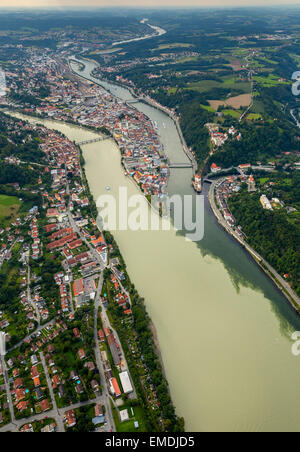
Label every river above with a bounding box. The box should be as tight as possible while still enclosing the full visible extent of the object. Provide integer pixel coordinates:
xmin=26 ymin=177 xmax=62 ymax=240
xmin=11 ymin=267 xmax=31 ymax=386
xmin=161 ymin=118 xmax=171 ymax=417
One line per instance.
xmin=9 ymin=60 xmax=300 ymax=432
xmin=112 ymin=20 xmax=166 ymax=46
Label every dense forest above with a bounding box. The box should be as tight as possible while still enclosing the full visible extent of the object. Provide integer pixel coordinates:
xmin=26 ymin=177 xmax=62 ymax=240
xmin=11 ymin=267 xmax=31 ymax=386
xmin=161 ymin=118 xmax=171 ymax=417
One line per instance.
xmin=154 ymin=89 xmax=213 ymax=164
xmin=209 ymin=121 xmax=300 ymax=168
xmin=0 ymin=113 xmax=46 ymax=164
xmin=0 ymin=163 xmax=37 ymax=187
xmin=229 ymin=190 xmax=300 ymax=296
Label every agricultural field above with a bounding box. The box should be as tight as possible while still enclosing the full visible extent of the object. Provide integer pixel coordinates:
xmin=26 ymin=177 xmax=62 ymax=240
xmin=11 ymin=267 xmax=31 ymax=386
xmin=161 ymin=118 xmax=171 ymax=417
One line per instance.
xmin=157 ymin=43 xmax=193 ymax=50
xmin=253 ymin=74 xmax=291 ymax=88
xmin=209 ymin=93 xmax=252 ymax=110
xmin=184 ymin=77 xmax=251 ymax=96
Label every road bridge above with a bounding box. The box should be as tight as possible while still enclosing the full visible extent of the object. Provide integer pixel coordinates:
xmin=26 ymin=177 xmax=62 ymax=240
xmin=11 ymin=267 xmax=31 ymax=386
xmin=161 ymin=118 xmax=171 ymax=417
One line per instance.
xmin=169 ymin=163 xmax=193 ymax=169
xmin=76 ymin=136 xmax=110 ymax=146
xmin=125 ymin=98 xmax=144 ymax=104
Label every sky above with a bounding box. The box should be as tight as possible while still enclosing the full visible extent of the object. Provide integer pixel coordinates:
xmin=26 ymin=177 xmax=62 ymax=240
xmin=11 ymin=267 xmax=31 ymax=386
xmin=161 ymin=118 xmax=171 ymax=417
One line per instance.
xmin=0 ymin=0 xmax=299 ymax=9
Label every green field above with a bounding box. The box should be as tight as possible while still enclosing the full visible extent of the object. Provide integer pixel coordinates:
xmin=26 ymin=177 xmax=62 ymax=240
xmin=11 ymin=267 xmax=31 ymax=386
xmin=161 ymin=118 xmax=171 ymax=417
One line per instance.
xmin=223 ymin=109 xmax=242 ymax=118
xmin=185 ymin=77 xmax=251 ymax=95
xmin=259 ymin=178 xmax=270 ymax=185
xmin=157 ymin=43 xmax=193 ymax=50
xmin=260 ymin=56 xmax=278 ymax=65
xmin=200 ymin=104 xmax=216 ymax=112
xmin=247 ymin=113 xmax=263 ymax=121
xmin=111 ymin=401 xmax=147 ymax=433
xmin=177 ymin=56 xmax=199 ymax=64
xmin=0 ymin=194 xmax=21 ymax=221
xmin=290 ymin=54 xmax=300 ymax=66
xmin=254 ymin=74 xmax=291 ymax=88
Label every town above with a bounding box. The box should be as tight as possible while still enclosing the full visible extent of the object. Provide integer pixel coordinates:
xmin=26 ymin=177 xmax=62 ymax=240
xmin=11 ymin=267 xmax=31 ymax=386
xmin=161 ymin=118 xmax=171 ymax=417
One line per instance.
xmin=0 ymin=49 xmax=169 ymax=197
xmin=0 ymin=112 xmax=174 ymax=432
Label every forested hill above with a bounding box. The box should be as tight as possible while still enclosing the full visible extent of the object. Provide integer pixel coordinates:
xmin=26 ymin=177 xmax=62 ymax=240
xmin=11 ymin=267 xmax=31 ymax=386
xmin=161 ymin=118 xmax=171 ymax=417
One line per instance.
xmin=209 ymin=120 xmax=300 ymax=168
xmin=229 ymin=175 xmax=300 ymax=297
xmin=0 ymin=112 xmax=42 ymax=188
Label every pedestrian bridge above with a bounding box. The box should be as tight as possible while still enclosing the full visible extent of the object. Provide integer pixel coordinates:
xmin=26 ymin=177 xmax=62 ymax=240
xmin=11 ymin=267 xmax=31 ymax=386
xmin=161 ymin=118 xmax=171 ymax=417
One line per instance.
xmin=76 ymin=136 xmax=110 ymax=146
xmin=169 ymin=163 xmax=193 ymax=169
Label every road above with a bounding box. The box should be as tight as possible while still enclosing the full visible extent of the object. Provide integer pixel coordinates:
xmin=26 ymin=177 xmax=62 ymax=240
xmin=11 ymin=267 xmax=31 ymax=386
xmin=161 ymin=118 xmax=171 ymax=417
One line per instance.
xmin=0 ymin=353 xmax=16 ymax=426
xmin=208 ymin=181 xmax=300 ymax=309
xmin=0 ymin=239 xmax=18 ymax=270
xmin=27 ymin=256 xmax=41 ymax=326
xmin=66 ymin=209 xmax=105 ymax=272
xmin=0 ymin=349 xmax=110 ymax=434
xmin=0 ymin=149 xmax=134 ymax=433
xmin=99 ymin=298 xmax=137 ymax=401
xmin=40 ymin=352 xmax=65 ymax=432
xmin=7 ymin=319 xmax=56 ymax=353
xmin=93 ymin=272 xmax=115 ymax=432
xmin=0 ymin=393 xmax=109 ymax=433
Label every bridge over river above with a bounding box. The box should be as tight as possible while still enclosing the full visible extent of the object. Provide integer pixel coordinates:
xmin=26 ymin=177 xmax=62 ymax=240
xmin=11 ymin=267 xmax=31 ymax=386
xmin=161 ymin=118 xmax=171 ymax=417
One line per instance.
xmin=125 ymin=98 xmax=144 ymax=105
xmin=76 ymin=136 xmax=110 ymax=146
xmin=169 ymin=162 xmax=193 ymax=169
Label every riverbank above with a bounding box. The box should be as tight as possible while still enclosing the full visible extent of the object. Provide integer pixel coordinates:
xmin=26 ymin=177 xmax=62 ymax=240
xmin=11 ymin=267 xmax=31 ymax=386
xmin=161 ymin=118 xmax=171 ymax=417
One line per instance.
xmin=69 ymin=56 xmax=197 ymax=175
xmin=4 ymin=110 xmax=183 ymax=431
xmin=112 ymin=21 xmax=167 ymax=46
xmin=208 ymin=180 xmax=300 ymax=315
xmin=44 ymin=57 xmax=300 ymax=433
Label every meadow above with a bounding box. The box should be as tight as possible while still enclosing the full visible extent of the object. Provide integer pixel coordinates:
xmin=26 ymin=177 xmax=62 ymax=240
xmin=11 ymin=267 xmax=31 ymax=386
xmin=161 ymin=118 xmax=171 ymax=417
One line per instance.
xmin=0 ymin=194 xmax=21 ymax=222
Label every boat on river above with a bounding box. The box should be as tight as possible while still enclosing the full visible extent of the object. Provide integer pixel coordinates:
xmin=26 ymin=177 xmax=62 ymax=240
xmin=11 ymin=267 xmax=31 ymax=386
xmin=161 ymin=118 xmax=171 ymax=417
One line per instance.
xmin=192 ymin=174 xmax=202 ymax=193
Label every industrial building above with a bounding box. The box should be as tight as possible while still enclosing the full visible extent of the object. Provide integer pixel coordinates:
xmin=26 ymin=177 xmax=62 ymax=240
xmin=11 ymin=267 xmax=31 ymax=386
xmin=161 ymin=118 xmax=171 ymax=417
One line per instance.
xmin=119 ymin=371 xmax=133 ymax=394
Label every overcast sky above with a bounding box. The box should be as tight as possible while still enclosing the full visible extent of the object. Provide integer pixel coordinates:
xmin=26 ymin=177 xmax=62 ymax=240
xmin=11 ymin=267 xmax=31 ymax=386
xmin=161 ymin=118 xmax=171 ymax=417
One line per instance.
xmin=0 ymin=0 xmax=299 ymax=8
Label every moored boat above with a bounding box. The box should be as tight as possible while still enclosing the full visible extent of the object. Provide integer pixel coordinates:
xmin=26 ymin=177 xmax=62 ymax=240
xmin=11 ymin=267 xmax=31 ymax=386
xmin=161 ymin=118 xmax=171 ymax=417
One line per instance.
xmin=193 ymin=174 xmax=202 ymax=193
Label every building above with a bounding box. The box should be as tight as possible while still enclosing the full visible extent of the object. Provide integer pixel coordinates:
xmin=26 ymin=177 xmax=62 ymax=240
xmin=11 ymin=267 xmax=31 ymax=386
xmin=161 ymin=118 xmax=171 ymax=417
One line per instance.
xmin=260 ymin=195 xmax=273 ymax=211
xmin=239 ymin=163 xmax=251 ymax=171
xmin=247 ymin=175 xmax=256 ymax=192
xmin=119 ymin=409 xmax=129 ymax=422
xmin=95 ymin=404 xmax=103 ymax=417
xmin=211 ymin=163 xmax=222 ymax=174
xmin=21 ymin=424 xmax=33 ymax=432
xmin=109 ymin=343 xmax=121 ymax=367
xmin=65 ymin=410 xmax=76 ymax=428
xmin=73 ymin=279 xmax=84 ymax=297
xmin=98 ymin=329 xmax=105 ymax=342
xmin=109 ymin=377 xmax=121 ymax=397
xmin=119 ymin=371 xmax=133 ymax=394
xmin=40 ymin=399 xmax=50 ymax=412
xmin=78 ymin=349 xmax=86 ymax=360
xmin=41 ymin=422 xmax=56 ymax=433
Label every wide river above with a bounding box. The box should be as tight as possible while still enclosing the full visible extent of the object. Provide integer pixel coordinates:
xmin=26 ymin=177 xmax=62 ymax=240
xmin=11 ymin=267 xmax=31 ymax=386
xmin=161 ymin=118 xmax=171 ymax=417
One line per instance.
xmin=10 ymin=60 xmax=300 ymax=432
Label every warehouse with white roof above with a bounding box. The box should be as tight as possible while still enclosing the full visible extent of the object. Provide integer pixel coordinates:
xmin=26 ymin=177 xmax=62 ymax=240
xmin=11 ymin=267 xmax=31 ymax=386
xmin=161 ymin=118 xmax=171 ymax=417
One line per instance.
xmin=119 ymin=371 xmax=133 ymax=394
